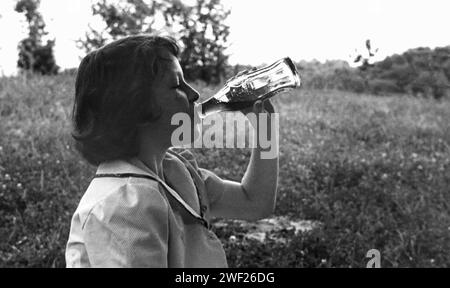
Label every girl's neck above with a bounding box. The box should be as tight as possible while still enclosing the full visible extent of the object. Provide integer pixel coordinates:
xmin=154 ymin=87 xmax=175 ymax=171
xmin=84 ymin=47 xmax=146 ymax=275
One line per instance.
xmin=137 ymin=136 xmax=169 ymax=181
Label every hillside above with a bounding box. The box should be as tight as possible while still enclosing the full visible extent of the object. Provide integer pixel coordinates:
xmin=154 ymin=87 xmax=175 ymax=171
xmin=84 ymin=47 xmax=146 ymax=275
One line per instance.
xmin=0 ymin=74 xmax=449 ymax=267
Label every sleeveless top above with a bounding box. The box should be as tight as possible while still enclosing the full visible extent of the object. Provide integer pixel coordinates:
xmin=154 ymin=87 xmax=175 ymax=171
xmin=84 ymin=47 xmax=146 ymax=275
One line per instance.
xmin=65 ymin=148 xmax=228 ymax=267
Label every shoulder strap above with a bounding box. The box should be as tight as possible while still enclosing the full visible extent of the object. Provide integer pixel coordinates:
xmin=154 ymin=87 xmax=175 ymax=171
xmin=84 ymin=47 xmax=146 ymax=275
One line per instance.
xmin=94 ymin=173 xmax=209 ymax=229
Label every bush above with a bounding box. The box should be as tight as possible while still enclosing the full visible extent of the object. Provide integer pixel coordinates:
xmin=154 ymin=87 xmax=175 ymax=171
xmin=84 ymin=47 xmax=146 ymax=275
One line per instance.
xmin=334 ymin=69 xmax=367 ymax=93
xmin=295 ymin=46 xmax=450 ymax=99
xmin=368 ymin=79 xmax=402 ymax=95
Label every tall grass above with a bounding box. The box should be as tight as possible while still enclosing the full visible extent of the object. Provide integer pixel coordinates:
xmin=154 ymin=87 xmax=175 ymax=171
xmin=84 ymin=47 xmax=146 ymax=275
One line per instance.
xmin=0 ymin=74 xmax=449 ymax=267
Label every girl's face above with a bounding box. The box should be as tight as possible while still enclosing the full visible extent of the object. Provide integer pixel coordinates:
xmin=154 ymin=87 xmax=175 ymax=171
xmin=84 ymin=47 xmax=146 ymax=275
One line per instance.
xmin=148 ymin=54 xmax=201 ymax=145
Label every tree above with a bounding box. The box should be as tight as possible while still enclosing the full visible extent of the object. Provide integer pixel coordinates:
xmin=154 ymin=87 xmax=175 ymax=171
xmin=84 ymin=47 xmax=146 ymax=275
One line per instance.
xmin=79 ymin=0 xmax=230 ymax=84
xmin=77 ymin=0 xmax=161 ymax=53
xmin=15 ymin=0 xmax=58 ymax=75
xmin=353 ymin=39 xmax=379 ymax=72
xmin=164 ymin=0 xmax=230 ymax=83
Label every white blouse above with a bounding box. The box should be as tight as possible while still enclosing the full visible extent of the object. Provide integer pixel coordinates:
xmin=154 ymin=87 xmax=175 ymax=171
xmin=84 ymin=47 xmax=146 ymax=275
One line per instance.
xmin=65 ymin=148 xmax=228 ymax=267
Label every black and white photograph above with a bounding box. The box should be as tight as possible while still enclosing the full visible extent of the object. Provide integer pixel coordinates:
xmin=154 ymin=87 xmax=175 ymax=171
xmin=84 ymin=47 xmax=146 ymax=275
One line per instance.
xmin=0 ymin=0 xmax=449 ymax=271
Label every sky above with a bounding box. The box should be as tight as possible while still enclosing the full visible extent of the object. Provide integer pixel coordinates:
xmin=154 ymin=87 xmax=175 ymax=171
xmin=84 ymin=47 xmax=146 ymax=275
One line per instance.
xmin=0 ymin=0 xmax=450 ymax=75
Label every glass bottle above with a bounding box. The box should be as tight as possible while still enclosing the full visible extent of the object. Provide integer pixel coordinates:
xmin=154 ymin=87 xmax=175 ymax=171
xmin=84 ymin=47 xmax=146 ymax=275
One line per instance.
xmin=196 ymin=57 xmax=301 ymax=118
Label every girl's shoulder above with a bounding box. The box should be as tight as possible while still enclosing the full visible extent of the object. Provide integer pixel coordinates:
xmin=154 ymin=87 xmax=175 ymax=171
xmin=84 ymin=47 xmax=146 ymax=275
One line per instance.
xmin=74 ymin=159 xmax=168 ymax=227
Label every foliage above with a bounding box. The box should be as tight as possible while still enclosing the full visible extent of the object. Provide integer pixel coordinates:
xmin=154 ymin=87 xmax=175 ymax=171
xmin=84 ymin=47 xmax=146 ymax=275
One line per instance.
xmin=369 ymin=46 xmax=450 ymax=99
xmin=297 ymin=45 xmax=450 ymax=99
xmin=78 ymin=0 xmax=230 ymax=84
xmin=167 ymin=0 xmax=231 ymax=84
xmin=296 ymin=60 xmax=365 ymax=93
xmin=77 ymin=0 xmax=159 ymax=52
xmin=1 ymin=74 xmax=449 ymax=267
xmin=15 ymin=0 xmax=58 ymax=75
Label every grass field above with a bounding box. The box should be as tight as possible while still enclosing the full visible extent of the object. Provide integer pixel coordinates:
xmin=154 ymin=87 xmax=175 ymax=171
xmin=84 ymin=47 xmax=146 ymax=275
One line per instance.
xmin=0 ymin=74 xmax=449 ymax=267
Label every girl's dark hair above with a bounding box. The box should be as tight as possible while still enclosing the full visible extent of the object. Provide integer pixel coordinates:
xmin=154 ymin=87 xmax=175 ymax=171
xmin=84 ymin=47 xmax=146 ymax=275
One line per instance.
xmin=72 ymin=35 xmax=180 ymax=165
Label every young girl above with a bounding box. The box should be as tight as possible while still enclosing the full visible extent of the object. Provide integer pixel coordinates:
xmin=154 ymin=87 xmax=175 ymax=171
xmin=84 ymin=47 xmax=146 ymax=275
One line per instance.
xmin=65 ymin=35 xmax=279 ymax=267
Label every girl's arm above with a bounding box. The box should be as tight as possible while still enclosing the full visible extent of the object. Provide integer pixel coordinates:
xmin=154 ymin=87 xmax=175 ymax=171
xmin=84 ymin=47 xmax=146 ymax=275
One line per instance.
xmin=208 ymin=100 xmax=279 ymax=221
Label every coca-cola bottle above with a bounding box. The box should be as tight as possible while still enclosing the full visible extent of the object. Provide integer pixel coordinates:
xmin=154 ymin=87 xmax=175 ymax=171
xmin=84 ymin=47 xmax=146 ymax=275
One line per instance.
xmin=196 ymin=57 xmax=301 ymax=118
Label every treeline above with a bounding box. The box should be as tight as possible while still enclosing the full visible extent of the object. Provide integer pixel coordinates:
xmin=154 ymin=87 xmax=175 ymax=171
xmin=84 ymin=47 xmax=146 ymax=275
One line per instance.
xmin=14 ymin=0 xmax=230 ymax=85
xmin=12 ymin=1 xmax=450 ymax=99
xmin=297 ymin=46 xmax=450 ymax=99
